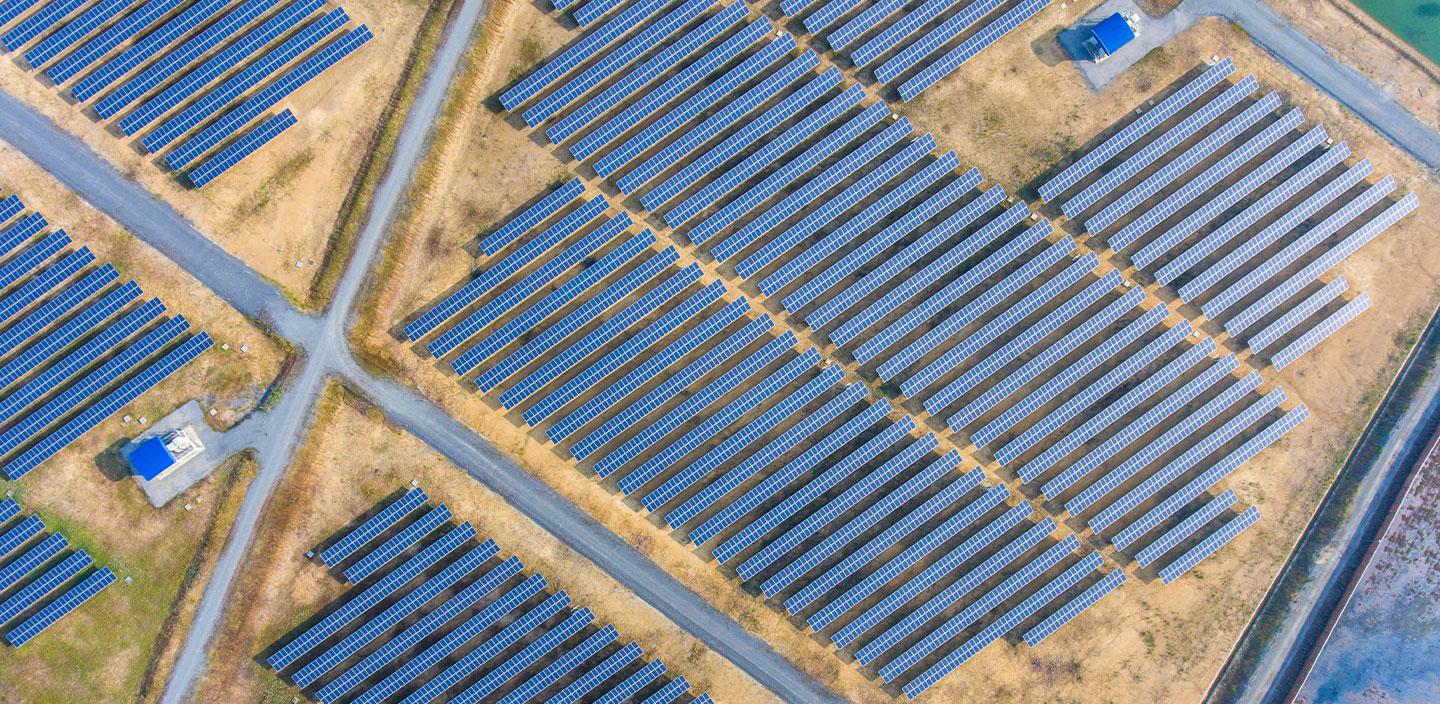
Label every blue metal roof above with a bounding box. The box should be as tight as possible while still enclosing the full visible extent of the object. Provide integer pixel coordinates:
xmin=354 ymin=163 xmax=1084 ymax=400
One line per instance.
xmin=1091 ymin=13 xmax=1134 ymax=55
xmin=129 ymin=436 xmax=175 ymax=480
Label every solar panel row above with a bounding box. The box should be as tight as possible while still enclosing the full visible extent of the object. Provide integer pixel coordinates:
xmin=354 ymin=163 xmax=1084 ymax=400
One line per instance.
xmin=500 ymin=0 xmax=670 ymax=110
xmin=1246 ymin=276 xmax=1348 ymax=354
xmin=71 ymin=0 xmax=233 ymax=102
xmin=46 ymin=0 xmax=186 ymax=84
xmin=1272 ymin=293 xmax=1371 ymax=370
xmin=869 ymin=0 xmax=1005 ymax=78
xmin=1023 ymin=568 xmax=1125 ymax=646
xmin=1159 ymin=505 xmax=1260 ymax=584
xmin=896 ymin=0 xmax=1055 ymax=101
xmin=189 ymin=109 xmax=297 ymax=188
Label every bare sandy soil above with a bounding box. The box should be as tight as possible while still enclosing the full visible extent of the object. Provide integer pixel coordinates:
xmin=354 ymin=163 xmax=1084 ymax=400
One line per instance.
xmin=195 ymin=382 xmax=780 ymax=704
xmin=0 ymin=0 xmax=431 ymax=303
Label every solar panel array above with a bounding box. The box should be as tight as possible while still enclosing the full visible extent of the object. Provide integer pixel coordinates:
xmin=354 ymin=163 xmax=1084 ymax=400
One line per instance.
xmin=0 ymin=0 xmax=371 ymax=188
xmin=276 ymin=488 xmax=711 ymax=703
xmin=0 ymin=198 xmax=211 ymax=481
xmin=0 ymin=498 xmax=115 ymax=646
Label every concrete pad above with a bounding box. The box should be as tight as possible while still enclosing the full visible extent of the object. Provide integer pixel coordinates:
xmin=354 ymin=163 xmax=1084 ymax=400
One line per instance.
xmin=1063 ymin=0 xmax=1200 ymax=90
xmin=126 ymin=401 xmax=231 ymax=508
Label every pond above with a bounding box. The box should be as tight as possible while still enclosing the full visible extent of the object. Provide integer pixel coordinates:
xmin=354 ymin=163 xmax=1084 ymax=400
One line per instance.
xmin=1351 ymin=0 xmax=1440 ymax=66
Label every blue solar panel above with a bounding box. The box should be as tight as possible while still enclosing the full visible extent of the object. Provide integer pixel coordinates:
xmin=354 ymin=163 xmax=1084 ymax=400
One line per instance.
xmin=1 ymin=0 xmax=87 ymax=51
xmin=596 ymin=332 xmax=798 ymax=479
xmin=267 ymin=522 xmax=474 ymax=671
xmin=571 ymin=0 xmax=619 ymax=25
xmin=0 ymin=549 xmax=89 ymax=625
xmin=0 ymin=230 xmax=70 ymax=293
xmin=0 ymin=532 xmax=65 ymax=593
xmin=1272 ymin=293 xmax=1370 ymax=370
xmin=0 ymin=0 xmax=43 ymax=32
xmin=713 ymin=415 xmax=913 ymax=564
xmin=1133 ymin=489 xmax=1236 ymax=567
xmin=118 ymin=0 xmax=323 ymax=135
xmin=638 ymin=677 xmax=690 ymax=704
xmin=1159 ymin=505 xmax=1260 ymax=584
xmin=0 ymin=247 xmax=91 ymax=328
xmin=70 ymin=0 xmax=233 ymax=101
xmin=643 ymin=366 xmax=843 ymax=513
xmin=0 ymin=283 xmax=141 ymax=393
xmin=1133 ymin=126 xmax=1327 ymax=272
xmin=1040 ymin=58 xmax=1235 ymax=201
xmin=0 ymin=197 xmax=30 ymax=237
xmin=896 ymin=0 xmax=1055 ymax=101
xmin=868 ymin=0 xmax=1004 ymax=74
xmin=524 ymin=0 xmax=721 ymax=128
xmin=571 ymin=314 xmax=774 ymax=462
xmin=744 ymin=432 xmax=940 ymax=586
xmin=785 ymin=462 xmax=979 ymax=614
xmin=23 ymin=0 xmax=134 ymax=69
xmin=47 ymin=0 xmax=185 ymax=84
xmin=0 ymin=263 xmax=114 ymax=357
xmin=595 ymin=659 xmax=666 ymax=704
xmin=480 ymin=179 xmax=585 ymax=256
xmin=594 ymin=35 xmax=796 ymax=178
xmin=189 ymin=109 xmax=297 ymax=188
xmin=690 ymin=397 xmax=888 ymax=546
xmin=548 ymin=641 xmax=641 ymax=704
xmin=1023 ymin=568 xmax=1125 ymax=646
xmin=1247 ymin=276 xmax=1348 ymax=354
xmin=813 ymin=486 xmax=1013 ymax=634
xmin=500 ymin=0 xmax=671 ymax=110
xmin=535 ymin=282 xmax=729 ymax=432
xmin=498 ymin=625 xmax=616 ymax=704
xmin=0 ymin=213 xmax=45 ymax=263
xmin=570 ymin=19 xmax=774 ymax=163
xmin=343 ymin=504 xmax=451 ymax=583
xmin=164 ymin=24 xmax=372 ymax=170
xmin=853 ymin=214 xmax=1044 ymax=363
xmin=0 ymin=516 xmax=43 ymax=562
xmin=428 ymin=208 xmax=625 ymax=358
xmin=320 ymin=488 xmax=428 ymax=567
xmin=5 ymin=565 xmax=112 ymax=646
xmin=0 ymin=497 xmax=16 ymax=524
xmin=901 ymin=545 xmax=1091 ymax=696
xmin=669 ymin=382 xmax=865 ymax=530
xmin=318 ymin=556 xmax=526 ymax=702
xmin=449 ymin=609 xmax=595 ymax=704
xmin=712 ymin=118 xmax=913 ymax=264
xmin=824 ymin=0 xmax=903 ymax=51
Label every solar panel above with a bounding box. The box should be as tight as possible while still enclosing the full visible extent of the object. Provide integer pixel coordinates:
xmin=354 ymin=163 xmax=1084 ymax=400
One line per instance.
xmin=0 ymin=196 xmax=21 ymax=227
xmin=621 ymin=51 xmax=821 ymax=195
xmin=0 ymin=497 xmax=16 ymax=524
xmin=890 ymin=240 xmax=1084 ymax=391
xmin=572 ymin=0 xmax=620 ymax=25
xmin=0 ymin=549 xmax=89 ymax=625
xmin=786 ymin=462 xmax=980 ymax=615
xmin=164 ymin=24 xmax=373 ymax=170
xmin=1040 ymin=58 xmax=1235 ymax=201
xmin=1062 ymin=76 xmax=1258 ymax=218
xmin=537 ymin=284 xmax=731 ymax=434
xmin=669 ymin=382 xmax=865 ymax=530
xmin=292 ymin=540 xmax=496 ymax=687
xmin=1070 ymin=372 xmax=1268 ymax=521
xmin=836 ymin=200 xmax=1024 ymax=349
xmin=571 ymin=315 xmax=774 ymax=462
xmin=781 ymin=160 xmax=972 ymax=312
xmin=24 ymin=0 xmax=134 ymax=69
xmin=1 ymin=0 xmax=87 ymax=52
xmin=1132 ymin=126 xmax=1328 ymax=272
xmin=615 ymin=347 xmax=819 ymax=493
xmin=5 ymin=565 xmax=112 ymax=646
xmin=1224 ymin=194 xmax=1415 ymax=336
xmin=896 ymin=0 xmax=1054 ymax=101
xmin=884 ymin=535 xmax=1078 ymax=686
xmin=318 ymin=557 xmax=527 ymax=702
xmin=0 ymin=230 xmax=71 ymax=293
xmin=1272 ymin=293 xmax=1370 ymax=370
xmin=1088 ymin=92 xmax=1283 ymax=236
xmin=497 ymin=625 xmax=616 ymax=704
xmin=595 ymin=659 xmax=666 ymax=704
xmin=641 ymin=364 xmax=842 ymax=512
xmin=711 ymin=118 xmax=913 ymax=264
xmin=1020 ymin=337 xmax=1215 ymax=483
xmin=932 ymin=272 xmax=1130 ymax=424
xmin=599 ymin=333 xmax=801 ymax=480
xmin=0 ymin=246 xmax=90 ymax=328
xmin=1113 ymin=405 xmax=1305 ymax=549
xmin=366 ymin=588 xmax=566 ymax=704
xmin=70 ymin=0 xmax=233 ymax=101
xmin=740 ymin=136 xmax=936 ymax=284
xmin=901 ymin=547 xmax=1094 ymax=696
xmin=638 ymin=677 xmax=690 ymax=704
xmin=748 ymin=433 xmax=938 ymax=587
xmin=758 ymin=441 xmax=950 ymax=594
xmin=869 ymin=0 xmax=1005 ymax=75
xmin=448 ymin=609 xmax=595 ymax=703
xmin=1023 ymin=568 xmax=1125 ymax=646
xmin=119 ymin=0 xmax=325 ymax=135
xmin=546 ymin=4 xmax=747 ymax=144
xmin=816 ymin=487 xmax=1015 ymax=636
xmin=480 ymin=179 xmax=585 ymax=256
xmin=1087 ymin=386 xmax=1284 ymax=532
xmin=690 ymin=398 xmax=889 ymax=546
xmin=189 ymin=109 xmax=297 ymax=188
xmin=0 ymin=212 xmax=45 ymax=257
xmin=548 ymin=641 xmax=641 ymax=704
xmin=1156 ymin=141 xmax=1350 ymax=286
xmin=824 ymin=0 xmax=904 ymax=51
xmin=46 ymin=0 xmax=184 ymax=84
xmin=500 ymin=0 xmax=670 ymax=110
xmin=991 ymin=317 xmax=1190 ymax=458
xmin=0 ymin=533 xmax=66 ymax=593
xmin=320 ymin=490 xmax=428 ymax=568
xmin=451 ymin=232 xmax=656 ymax=376
xmin=428 ymin=208 xmax=626 ymax=358
xmin=343 ymin=504 xmax=451 ymax=583
xmin=525 ymin=0 xmax=722 ymax=128
xmin=0 ymin=0 xmax=43 ymax=32
xmin=0 ymin=263 xmax=114 ymax=357
xmin=0 ymin=282 xmax=140 ymax=394
xmin=1133 ymin=489 xmax=1236 ymax=567
xmin=0 ymin=516 xmax=45 ymax=561
xmin=854 ymin=215 xmax=1046 ymax=364
xmin=810 ymin=184 xmax=1002 ymax=330
xmin=1109 ymin=108 xmax=1303 ymax=252
xmin=267 ymin=522 xmax=474 ymax=671
xmin=1159 ymin=505 xmax=1260 ymax=584
xmin=715 ymin=416 xmax=914 ymax=565
xmin=666 ymin=83 xmax=863 ymax=229
xmin=1247 ymin=276 xmax=1348 ymax=354
xmin=95 ymin=0 xmax=282 ymax=119
xmin=1040 ymin=356 xmax=1239 ymax=500
xmin=492 ymin=257 xmax=688 ymax=400
xmin=851 ymin=517 xmax=1054 ymax=664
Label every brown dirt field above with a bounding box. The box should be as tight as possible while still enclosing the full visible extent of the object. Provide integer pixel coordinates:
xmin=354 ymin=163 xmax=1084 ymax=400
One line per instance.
xmin=196 ymin=382 xmax=781 ymax=704
xmin=352 ymin=5 xmax=1440 ymax=703
xmin=0 ymin=0 xmax=433 ymax=305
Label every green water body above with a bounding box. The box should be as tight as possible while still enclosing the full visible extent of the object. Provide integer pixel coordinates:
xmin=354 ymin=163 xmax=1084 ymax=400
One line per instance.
xmin=1350 ymin=0 xmax=1440 ymax=66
